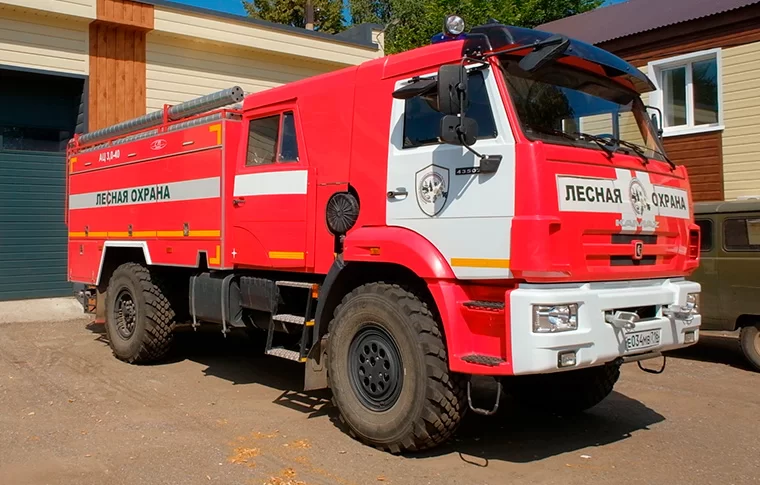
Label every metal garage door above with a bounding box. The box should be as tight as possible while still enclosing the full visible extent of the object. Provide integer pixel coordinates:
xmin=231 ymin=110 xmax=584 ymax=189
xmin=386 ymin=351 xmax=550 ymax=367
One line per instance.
xmin=0 ymin=68 xmax=85 ymax=301
xmin=0 ymin=150 xmax=71 ymax=300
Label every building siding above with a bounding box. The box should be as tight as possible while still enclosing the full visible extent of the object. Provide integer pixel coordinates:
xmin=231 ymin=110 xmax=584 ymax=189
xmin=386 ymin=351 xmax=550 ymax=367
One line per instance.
xmin=663 ymin=131 xmax=724 ymax=201
xmin=145 ymin=34 xmax=334 ymax=112
xmin=152 ymin=6 xmax=381 ymax=67
xmin=0 ymin=0 xmax=95 ymax=19
xmin=721 ymin=39 xmax=760 ymax=200
xmin=0 ymin=8 xmax=89 ymax=75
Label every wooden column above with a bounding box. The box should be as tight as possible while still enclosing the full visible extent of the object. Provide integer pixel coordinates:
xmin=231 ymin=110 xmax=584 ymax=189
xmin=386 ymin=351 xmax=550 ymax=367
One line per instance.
xmin=89 ymin=0 xmax=154 ymax=131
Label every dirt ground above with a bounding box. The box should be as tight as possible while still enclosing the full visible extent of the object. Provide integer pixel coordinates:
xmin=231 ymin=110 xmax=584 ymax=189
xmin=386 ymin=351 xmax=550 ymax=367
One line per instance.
xmin=1 ymin=319 xmax=758 ymax=485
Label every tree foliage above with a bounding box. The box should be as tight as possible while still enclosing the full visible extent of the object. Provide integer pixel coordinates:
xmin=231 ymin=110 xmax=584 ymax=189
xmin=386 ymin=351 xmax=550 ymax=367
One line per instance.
xmin=242 ymin=0 xmax=346 ymax=34
xmin=346 ymin=0 xmax=603 ymax=54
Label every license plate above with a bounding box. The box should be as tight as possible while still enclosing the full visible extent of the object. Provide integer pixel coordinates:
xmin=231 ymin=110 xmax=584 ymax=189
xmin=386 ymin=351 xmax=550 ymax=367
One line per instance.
xmin=625 ymin=329 xmax=661 ymax=352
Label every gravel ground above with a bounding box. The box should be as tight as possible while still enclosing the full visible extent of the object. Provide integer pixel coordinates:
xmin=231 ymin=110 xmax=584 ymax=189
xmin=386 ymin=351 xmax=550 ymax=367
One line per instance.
xmin=1 ymin=319 xmax=758 ymax=485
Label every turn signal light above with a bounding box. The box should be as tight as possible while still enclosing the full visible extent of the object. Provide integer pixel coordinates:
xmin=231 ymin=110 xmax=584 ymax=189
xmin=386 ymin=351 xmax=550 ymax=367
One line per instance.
xmin=688 ymin=229 xmax=700 ymax=259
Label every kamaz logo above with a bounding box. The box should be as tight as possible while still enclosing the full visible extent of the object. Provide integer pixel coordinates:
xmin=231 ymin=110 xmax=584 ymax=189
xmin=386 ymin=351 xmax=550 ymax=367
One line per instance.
xmin=633 ymin=240 xmax=644 ymax=260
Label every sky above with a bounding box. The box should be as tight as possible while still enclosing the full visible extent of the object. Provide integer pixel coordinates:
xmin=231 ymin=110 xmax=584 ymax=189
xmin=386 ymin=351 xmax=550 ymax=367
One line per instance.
xmin=168 ymin=0 xmax=627 ymax=19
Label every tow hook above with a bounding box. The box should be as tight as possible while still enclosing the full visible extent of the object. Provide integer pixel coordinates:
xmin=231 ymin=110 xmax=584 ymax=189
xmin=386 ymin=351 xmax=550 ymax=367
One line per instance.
xmin=622 ymin=351 xmax=667 ymax=374
xmin=466 ymin=378 xmax=502 ymax=416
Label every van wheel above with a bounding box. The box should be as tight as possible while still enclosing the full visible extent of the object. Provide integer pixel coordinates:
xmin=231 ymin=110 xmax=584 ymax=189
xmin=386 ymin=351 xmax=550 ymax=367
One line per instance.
xmin=327 ymin=283 xmax=466 ymax=453
xmin=739 ymin=324 xmax=760 ymax=371
xmin=104 ymin=263 xmax=174 ymax=364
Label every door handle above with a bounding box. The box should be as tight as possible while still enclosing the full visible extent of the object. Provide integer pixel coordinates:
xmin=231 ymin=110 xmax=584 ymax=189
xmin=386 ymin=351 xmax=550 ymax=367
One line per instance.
xmin=233 ymin=197 xmax=246 ymax=206
xmin=387 ymin=187 xmax=408 ymax=200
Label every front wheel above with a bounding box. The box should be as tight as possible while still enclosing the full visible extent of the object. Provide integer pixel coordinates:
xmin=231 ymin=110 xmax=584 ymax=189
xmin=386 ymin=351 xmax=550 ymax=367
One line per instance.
xmin=739 ymin=324 xmax=760 ymax=371
xmin=509 ymin=361 xmax=621 ymax=415
xmin=327 ymin=283 xmax=466 ymax=453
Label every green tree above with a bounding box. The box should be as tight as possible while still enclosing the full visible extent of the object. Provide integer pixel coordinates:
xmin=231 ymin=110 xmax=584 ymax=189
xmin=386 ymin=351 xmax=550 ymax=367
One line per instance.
xmin=347 ymin=0 xmax=602 ymax=54
xmin=243 ymin=0 xmax=346 ymax=34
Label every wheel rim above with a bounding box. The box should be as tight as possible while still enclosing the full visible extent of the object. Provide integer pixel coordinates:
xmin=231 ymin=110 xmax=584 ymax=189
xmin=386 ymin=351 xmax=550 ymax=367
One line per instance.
xmin=348 ymin=324 xmax=403 ymax=412
xmin=113 ymin=288 xmax=137 ymax=339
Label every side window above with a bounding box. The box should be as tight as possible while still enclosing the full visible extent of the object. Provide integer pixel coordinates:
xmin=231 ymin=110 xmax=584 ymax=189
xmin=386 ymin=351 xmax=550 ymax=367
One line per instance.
xmin=246 ymin=115 xmax=280 ymax=166
xmin=724 ymin=218 xmax=760 ymax=251
xmin=279 ymin=111 xmax=299 ymax=162
xmin=245 ymin=110 xmax=300 ymax=167
xmin=402 ymin=70 xmax=497 ymax=149
xmin=695 ymin=219 xmax=713 ymax=251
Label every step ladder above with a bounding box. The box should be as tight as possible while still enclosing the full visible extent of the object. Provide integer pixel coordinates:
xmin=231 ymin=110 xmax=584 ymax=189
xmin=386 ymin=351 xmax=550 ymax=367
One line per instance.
xmin=264 ymin=281 xmax=319 ymax=362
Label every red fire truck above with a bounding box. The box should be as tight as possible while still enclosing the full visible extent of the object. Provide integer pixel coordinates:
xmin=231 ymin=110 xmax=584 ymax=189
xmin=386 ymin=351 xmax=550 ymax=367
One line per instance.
xmin=66 ymin=16 xmax=702 ymax=453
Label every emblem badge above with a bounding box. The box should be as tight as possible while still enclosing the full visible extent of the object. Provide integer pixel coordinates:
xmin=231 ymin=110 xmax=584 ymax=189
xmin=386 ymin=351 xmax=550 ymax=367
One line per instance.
xmin=150 ymin=139 xmax=168 ymax=151
xmin=633 ymin=240 xmax=644 ymax=260
xmin=415 ymin=164 xmax=449 ymax=217
xmin=629 ymin=178 xmax=651 ymax=218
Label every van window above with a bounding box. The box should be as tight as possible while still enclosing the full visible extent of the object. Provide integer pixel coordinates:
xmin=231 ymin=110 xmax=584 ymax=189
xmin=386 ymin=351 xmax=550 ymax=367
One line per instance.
xmin=724 ymin=218 xmax=760 ymax=251
xmin=402 ymin=70 xmax=497 ymax=149
xmin=695 ymin=219 xmax=713 ymax=252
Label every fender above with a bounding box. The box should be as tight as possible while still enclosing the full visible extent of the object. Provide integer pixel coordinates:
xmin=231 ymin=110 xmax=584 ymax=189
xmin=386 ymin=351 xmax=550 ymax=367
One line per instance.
xmin=96 ymin=241 xmax=153 ymax=285
xmin=342 ymin=226 xmax=456 ymax=279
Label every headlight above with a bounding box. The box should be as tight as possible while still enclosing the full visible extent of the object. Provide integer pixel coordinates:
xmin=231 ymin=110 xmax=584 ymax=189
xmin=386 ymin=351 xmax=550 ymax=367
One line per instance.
xmin=532 ymin=304 xmax=578 ymax=333
xmin=686 ymin=293 xmax=699 ymax=313
xmin=444 ymin=15 xmax=465 ymax=36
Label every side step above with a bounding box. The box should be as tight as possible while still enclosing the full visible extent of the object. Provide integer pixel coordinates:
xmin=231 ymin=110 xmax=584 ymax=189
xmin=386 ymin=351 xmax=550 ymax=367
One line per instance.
xmin=266 ymin=347 xmax=306 ymax=362
xmin=463 ymin=300 xmax=505 ymax=311
xmin=264 ymin=281 xmax=320 ymax=363
xmin=461 ymin=353 xmax=506 ymax=366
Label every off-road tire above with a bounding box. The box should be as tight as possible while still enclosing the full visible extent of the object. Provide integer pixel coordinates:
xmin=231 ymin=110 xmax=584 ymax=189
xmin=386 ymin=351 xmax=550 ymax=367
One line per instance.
xmin=739 ymin=324 xmax=760 ymax=371
xmin=510 ymin=361 xmax=621 ymax=415
xmin=104 ymin=263 xmax=175 ymax=364
xmin=327 ymin=283 xmax=466 ymax=453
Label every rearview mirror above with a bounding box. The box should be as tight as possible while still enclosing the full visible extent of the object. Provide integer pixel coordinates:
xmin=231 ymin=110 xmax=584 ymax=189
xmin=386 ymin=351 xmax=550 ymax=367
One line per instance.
xmin=440 ymin=115 xmax=477 ymax=146
xmin=645 ymin=105 xmax=664 ymax=139
xmin=437 ymin=64 xmax=468 ymax=116
xmin=518 ymin=34 xmax=570 ymax=72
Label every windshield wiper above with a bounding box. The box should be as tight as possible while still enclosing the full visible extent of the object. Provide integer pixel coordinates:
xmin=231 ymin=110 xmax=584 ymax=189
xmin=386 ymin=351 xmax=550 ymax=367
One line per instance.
xmin=528 ymin=126 xmax=616 ymax=158
xmin=596 ymin=135 xmax=677 ymax=171
xmin=570 ymin=131 xmax=615 ymax=159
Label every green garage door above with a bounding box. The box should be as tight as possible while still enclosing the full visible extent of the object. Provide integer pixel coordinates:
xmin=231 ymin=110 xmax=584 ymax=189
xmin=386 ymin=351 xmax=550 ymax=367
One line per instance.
xmin=0 ymin=68 xmax=85 ymax=301
xmin=0 ymin=150 xmax=71 ymax=301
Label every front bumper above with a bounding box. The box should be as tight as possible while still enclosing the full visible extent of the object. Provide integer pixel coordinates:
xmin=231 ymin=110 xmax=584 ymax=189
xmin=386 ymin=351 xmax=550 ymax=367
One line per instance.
xmin=510 ymin=278 xmax=701 ymax=375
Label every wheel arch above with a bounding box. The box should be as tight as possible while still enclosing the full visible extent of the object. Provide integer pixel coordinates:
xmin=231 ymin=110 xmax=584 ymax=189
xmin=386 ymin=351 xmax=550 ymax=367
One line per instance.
xmin=96 ymin=242 xmax=151 ymax=289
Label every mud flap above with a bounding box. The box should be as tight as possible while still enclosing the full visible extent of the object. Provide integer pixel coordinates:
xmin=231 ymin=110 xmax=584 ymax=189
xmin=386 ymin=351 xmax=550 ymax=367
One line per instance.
xmin=304 ymin=335 xmax=329 ymax=391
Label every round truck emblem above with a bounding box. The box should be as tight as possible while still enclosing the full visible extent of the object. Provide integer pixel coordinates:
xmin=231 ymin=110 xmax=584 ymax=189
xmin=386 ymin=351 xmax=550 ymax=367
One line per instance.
xmin=415 ymin=164 xmax=449 ymax=217
xmin=150 ymin=139 xmax=167 ymax=151
xmin=629 ymin=178 xmax=651 ymax=218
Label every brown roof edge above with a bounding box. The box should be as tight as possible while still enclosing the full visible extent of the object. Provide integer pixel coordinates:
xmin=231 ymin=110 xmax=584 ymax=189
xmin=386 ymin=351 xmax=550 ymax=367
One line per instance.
xmin=538 ymin=0 xmax=760 ymax=45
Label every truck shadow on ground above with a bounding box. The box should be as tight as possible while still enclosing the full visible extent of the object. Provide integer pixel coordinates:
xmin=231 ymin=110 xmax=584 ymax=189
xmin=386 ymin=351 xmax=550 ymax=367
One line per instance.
xmin=86 ymin=324 xmax=666 ymax=463
xmin=412 ymin=387 xmax=665 ymax=464
xmin=665 ymin=334 xmax=753 ymax=372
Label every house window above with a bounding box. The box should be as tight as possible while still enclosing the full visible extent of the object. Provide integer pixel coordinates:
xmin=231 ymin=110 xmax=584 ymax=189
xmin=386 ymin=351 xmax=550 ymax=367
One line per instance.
xmin=648 ymin=49 xmax=722 ymax=137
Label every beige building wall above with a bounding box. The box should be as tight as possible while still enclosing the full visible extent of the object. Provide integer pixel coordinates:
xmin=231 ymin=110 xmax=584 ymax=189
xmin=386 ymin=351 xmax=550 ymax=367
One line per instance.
xmin=0 ymin=7 xmax=89 ymax=75
xmin=721 ymin=40 xmax=760 ymax=200
xmin=145 ymin=34 xmax=337 ymax=112
xmin=0 ymin=0 xmax=95 ymax=19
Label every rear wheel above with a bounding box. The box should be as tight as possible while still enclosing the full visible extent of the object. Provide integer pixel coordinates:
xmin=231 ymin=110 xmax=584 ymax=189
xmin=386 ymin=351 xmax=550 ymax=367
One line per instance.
xmin=104 ymin=263 xmax=175 ymax=364
xmin=739 ymin=324 xmax=760 ymax=371
xmin=327 ymin=283 xmax=466 ymax=453
xmin=510 ymin=361 xmax=621 ymax=415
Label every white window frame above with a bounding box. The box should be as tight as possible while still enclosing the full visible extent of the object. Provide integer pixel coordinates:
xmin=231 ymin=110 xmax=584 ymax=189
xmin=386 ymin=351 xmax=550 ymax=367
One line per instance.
xmin=647 ymin=48 xmax=724 ymax=137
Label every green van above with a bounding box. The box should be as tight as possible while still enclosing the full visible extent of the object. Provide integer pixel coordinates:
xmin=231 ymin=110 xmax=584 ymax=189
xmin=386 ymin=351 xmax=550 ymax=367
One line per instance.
xmin=693 ymin=199 xmax=760 ymax=371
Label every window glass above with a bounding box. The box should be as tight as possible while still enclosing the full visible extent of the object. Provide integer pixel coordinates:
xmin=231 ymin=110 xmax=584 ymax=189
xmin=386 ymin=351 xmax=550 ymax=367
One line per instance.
xmin=724 ymin=218 xmax=760 ymax=251
xmin=695 ymin=219 xmax=713 ymax=252
xmin=692 ymin=58 xmax=719 ymax=125
xmin=402 ymin=70 xmax=497 ymax=149
xmin=279 ymin=111 xmax=299 ymax=162
xmin=246 ymin=115 xmax=280 ymax=166
xmin=662 ymin=66 xmax=687 ymax=127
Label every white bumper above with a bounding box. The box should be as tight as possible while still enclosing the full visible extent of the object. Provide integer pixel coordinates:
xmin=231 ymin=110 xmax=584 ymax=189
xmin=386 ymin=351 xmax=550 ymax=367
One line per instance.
xmin=510 ymin=278 xmax=701 ymax=375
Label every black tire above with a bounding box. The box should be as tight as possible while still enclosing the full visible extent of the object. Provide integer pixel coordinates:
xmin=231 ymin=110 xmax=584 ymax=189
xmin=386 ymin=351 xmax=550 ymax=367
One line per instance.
xmin=739 ymin=324 xmax=760 ymax=371
xmin=510 ymin=361 xmax=621 ymax=415
xmin=104 ymin=263 xmax=175 ymax=364
xmin=327 ymin=283 xmax=466 ymax=453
